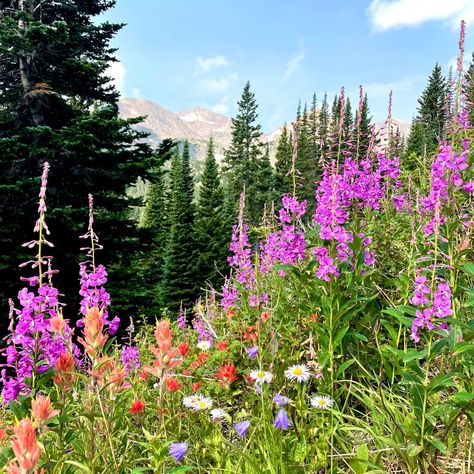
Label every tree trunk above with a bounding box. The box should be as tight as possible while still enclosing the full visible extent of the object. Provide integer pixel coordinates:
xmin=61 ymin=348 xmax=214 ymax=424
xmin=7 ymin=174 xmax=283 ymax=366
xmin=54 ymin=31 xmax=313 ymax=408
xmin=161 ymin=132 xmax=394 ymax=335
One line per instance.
xmin=18 ymin=0 xmax=45 ymax=126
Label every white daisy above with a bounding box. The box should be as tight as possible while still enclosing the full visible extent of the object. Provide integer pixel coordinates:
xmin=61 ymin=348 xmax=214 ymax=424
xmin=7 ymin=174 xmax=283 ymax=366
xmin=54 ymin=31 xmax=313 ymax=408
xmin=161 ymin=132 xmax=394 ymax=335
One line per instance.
xmin=210 ymin=408 xmax=227 ymax=421
xmin=197 ymin=340 xmax=211 ymax=351
xmin=249 ymin=370 xmax=273 ymax=384
xmin=284 ymin=364 xmax=311 ymax=382
xmin=183 ymin=395 xmax=201 ymax=408
xmin=193 ymin=396 xmax=213 ymax=411
xmin=310 ymin=395 xmax=334 ymax=409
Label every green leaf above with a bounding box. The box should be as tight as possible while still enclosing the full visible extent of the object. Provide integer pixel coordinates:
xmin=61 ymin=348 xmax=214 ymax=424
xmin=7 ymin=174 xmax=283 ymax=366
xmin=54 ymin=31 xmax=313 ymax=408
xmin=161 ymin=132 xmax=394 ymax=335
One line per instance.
xmin=335 ymin=358 xmax=356 ymax=378
xmin=334 ymin=325 xmax=350 ymax=347
xmin=64 ymin=461 xmax=91 ymax=472
xmin=428 ymin=374 xmax=454 ymax=395
xmin=425 ymin=436 xmax=447 ymax=454
xmin=451 ymin=392 xmax=474 ymax=404
xmin=402 ymin=348 xmax=428 ymax=363
xmin=453 ymin=342 xmax=474 ymax=355
xmin=461 ymin=262 xmax=474 ymax=277
xmin=166 ymin=467 xmax=195 ymax=474
xmin=348 ymin=443 xmax=369 ymax=474
xmin=406 ymin=444 xmax=423 ymax=457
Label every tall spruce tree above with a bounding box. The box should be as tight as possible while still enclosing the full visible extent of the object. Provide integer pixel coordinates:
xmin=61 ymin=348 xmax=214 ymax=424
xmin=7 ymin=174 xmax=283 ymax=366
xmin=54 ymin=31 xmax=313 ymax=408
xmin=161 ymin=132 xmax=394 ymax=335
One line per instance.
xmin=405 ymin=119 xmax=426 ymax=160
xmin=294 ymin=102 xmax=320 ymax=209
xmin=161 ymin=141 xmax=198 ymax=311
xmin=253 ymin=143 xmax=274 ymax=220
xmin=464 ymin=53 xmax=474 ymax=125
xmin=139 ymin=139 xmax=176 ymax=312
xmin=354 ymin=94 xmax=372 ymax=159
xmin=223 ymin=81 xmax=263 ymax=223
xmin=195 ymin=138 xmax=229 ymax=291
xmin=416 ymin=63 xmax=447 ymax=154
xmin=318 ymin=93 xmax=330 ymax=162
xmin=0 ymin=0 xmax=154 ymax=327
xmin=274 ymin=124 xmax=293 ymax=198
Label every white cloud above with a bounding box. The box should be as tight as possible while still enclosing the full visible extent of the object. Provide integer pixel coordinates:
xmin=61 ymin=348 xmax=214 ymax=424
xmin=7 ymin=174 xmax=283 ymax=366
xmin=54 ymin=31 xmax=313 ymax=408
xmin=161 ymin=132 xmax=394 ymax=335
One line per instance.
xmin=195 ymin=55 xmax=230 ymax=74
xmin=282 ymin=49 xmax=305 ymax=83
xmin=199 ymin=73 xmax=238 ymax=93
xmin=105 ymin=58 xmax=126 ymax=92
xmin=364 ymin=74 xmax=425 ymax=98
xmin=367 ymin=0 xmax=474 ymax=32
xmin=211 ymin=96 xmax=229 ymax=115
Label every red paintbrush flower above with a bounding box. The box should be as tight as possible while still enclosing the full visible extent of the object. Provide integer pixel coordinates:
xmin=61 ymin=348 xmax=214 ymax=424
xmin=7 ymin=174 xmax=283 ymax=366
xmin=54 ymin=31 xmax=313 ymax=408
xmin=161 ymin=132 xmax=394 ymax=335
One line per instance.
xmin=215 ymin=364 xmax=237 ymax=387
xmin=129 ymin=400 xmax=145 ymax=415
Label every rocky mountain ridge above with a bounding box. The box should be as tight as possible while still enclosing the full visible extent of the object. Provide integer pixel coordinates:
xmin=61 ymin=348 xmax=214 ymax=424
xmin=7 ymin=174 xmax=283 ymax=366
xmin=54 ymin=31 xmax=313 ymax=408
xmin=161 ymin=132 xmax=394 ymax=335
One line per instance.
xmin=118 ymin=97 xmax=411 ymax=162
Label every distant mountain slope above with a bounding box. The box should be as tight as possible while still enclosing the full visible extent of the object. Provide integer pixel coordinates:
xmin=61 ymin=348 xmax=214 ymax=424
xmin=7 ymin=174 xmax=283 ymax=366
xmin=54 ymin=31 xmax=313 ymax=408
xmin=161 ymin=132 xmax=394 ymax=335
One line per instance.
xmin=118 ymin=97 xmax=411 ymax=162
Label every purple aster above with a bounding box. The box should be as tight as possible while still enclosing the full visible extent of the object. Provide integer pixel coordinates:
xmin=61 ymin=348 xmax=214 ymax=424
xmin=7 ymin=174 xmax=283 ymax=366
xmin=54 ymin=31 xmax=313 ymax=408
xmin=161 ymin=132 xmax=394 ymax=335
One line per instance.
xmin=234 ymin=420 xmax=250 ymax=438
xmin=274 ymin=409 xmax=291 ymax=430
xmin=246 ymin=346 xmax=259 ymax=359
xmin=169 ymin=442 xmax=188 ymax=463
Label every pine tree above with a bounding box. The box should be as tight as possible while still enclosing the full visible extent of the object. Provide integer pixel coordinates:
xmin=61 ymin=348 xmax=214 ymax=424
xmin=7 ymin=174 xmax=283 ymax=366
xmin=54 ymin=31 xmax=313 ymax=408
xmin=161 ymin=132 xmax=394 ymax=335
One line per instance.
xmin=416 ymin=63 xmax=447 ymax=154
xmin=274 ymin=124 xmax=293 ymax=198
xmin=0 ymin=0 xmax=154 ymax=325
xmin=223 ymin=81 xmax=263 ymax=223
xmin=463 ymin=53 xmax=474 ymax=125
xmin=161 ymin=141 xmax=198 ymax=310
xmin=341 ymin=98 xmax=353 ymax=154
xmin=354 ymin=94 xmax=372 ymax=159
xmin=253 ymin=143 xmax=274 ymax=220
xmin=405 ymin=119 xmax=426 ymax=162
xmin=294 ymin=102 xmax=319 ymax=207
xmin=318 ymin=93 xmax=330 ymax=162
xmin=139 ymin=139 xmax=175 ymax=312
xmin=195 ymin=138 xmax=229 ymax=290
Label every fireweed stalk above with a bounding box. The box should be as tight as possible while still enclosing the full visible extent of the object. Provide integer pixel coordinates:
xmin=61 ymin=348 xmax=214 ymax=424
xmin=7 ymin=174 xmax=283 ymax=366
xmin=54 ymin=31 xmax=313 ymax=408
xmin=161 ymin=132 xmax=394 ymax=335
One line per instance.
xmin=406 ymin=20 xmax=473 ymax=459
xmin=1 ymin=163 xmax=74 ymax=404
xmin=78 ymin=194 xmax=119 ymax=335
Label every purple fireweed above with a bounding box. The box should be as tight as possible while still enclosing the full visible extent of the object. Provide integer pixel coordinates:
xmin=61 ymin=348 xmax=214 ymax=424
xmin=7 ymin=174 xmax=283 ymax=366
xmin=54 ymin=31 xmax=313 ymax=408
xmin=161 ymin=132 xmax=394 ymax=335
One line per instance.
xmin=410 ymin=278 xmax=453 ymax=342
xmin=78 ymin=194 xmax=118 ymax=334
xmin=121 ymin=346 xmax=140 ymax=374
xmin=260 ymin=195 xmax=307 ymax=274
xmin=1 ymin=163 xmax=74 ymax=404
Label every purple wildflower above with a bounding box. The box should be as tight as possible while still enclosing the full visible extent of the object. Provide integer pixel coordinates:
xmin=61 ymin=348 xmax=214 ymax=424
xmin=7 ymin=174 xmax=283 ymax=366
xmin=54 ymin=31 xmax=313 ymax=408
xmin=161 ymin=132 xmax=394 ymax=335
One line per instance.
xmin=273 ymin=394 xmax=289 ymax=406
xmin=274 ymin=409 xmax=291 ymax=430
xmin=234 ymin=420 xmax=250 ymax=438
xmin=121 ymin=346 xmax=140 ymax=374
xmin=246 ymin=346 xmax=259 ymax=359
xmin=169 ymin=442 xmax=188 ymax=463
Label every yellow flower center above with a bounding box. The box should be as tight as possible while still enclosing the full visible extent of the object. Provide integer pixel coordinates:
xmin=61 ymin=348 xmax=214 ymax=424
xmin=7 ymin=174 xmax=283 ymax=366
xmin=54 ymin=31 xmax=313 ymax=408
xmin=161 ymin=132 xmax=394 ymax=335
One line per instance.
xmin=257 ymin=371 xmax=265 ymax=377
xmin=293 ymin=368 xmax=303 ymax=375
xmin=198 ymin=401 xmax=206 ymax=408
xmin=318 ymin=400 xmax=326 ymax=406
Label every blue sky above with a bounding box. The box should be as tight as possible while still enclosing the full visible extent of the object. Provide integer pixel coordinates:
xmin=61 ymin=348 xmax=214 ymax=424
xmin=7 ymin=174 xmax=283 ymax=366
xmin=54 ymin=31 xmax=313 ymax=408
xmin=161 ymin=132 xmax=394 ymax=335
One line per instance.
xmin=103 ymin=0 xmax=474 ymax=132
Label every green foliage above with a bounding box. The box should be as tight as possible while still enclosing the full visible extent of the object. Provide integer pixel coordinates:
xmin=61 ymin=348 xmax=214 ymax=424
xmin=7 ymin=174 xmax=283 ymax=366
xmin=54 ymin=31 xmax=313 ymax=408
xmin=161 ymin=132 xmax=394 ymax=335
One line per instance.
xmin=223 ymin=81 xmax=266 ymax=224
xmin=195 ymin=138 xmax=230 ymax=291
xmin=274 ymin=124 xmax=293 ymax=198
xmin=161 ymin=142 xmax=199 ymax=310
xmin=0 ymin=0 xmax=154 ymax=326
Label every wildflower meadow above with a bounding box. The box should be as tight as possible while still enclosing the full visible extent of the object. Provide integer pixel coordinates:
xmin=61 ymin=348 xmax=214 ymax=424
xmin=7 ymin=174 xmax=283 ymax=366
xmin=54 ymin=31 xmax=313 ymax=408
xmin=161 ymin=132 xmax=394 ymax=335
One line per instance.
xmin=0 ymin=7 xmax=473 ymax=474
